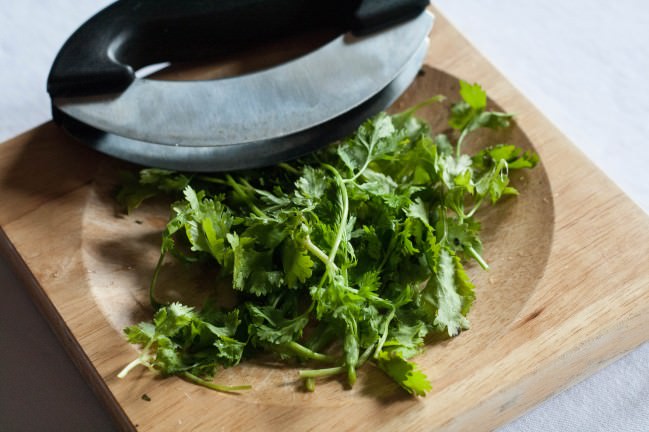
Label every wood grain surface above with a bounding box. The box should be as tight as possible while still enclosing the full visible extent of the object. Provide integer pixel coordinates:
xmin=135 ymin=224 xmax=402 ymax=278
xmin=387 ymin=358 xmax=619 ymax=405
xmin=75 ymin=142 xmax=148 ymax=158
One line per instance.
xmin=1 ymin=10 xmax=649 ymax=431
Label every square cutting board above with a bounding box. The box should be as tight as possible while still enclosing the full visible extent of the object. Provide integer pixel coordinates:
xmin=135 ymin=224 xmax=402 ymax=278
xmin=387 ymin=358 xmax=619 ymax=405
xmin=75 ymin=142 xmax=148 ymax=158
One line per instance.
xmin=2 ymin=9 xmax=649 ymax=431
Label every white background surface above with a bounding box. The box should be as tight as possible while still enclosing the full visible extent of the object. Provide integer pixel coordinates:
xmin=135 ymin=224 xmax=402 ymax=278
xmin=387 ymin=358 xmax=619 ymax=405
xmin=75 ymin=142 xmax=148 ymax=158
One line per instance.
xmin=434 ymin=1 xmax=649 ymax=431
xmin=1 ymin=1 xmax=648 ymax=430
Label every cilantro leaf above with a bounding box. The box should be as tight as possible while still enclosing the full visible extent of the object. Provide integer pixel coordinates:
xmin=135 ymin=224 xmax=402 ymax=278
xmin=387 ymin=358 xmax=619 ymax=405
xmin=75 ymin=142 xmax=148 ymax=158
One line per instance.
xmin=282 ymin=239 xmax=314 ymax=289
xmin=376 ymin=350 xmax=432 ymax=396
xmin=421 ymin=248 xmax=472 ymax=337
xmin=459 ymin=80 xmax=487 ymax=111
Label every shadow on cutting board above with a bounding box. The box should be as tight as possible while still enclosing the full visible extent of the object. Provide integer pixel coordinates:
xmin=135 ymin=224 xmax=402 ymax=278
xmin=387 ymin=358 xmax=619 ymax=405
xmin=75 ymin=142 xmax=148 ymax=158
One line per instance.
xmin=0 ymin=123 xmax=107 ymax=224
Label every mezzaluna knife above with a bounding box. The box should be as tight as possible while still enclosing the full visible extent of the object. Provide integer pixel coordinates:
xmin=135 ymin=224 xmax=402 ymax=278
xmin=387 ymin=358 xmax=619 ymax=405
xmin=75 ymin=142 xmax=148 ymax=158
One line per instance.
xmin=48 ymin=0 xmax=434 ymax=171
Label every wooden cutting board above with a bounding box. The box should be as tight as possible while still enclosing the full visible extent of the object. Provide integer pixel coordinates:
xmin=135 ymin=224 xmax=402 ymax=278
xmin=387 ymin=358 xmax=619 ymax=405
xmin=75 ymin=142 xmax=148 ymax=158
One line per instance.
xmin=2 ymin=10 xmax=649 ymax=431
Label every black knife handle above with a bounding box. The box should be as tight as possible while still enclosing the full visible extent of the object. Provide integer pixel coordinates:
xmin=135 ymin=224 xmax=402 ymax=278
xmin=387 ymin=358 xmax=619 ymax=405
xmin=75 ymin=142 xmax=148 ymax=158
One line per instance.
xmin=47 ymin=0 xmax=429 ymax=98
xmin=351 ymin=0 xmax=430 ymax=35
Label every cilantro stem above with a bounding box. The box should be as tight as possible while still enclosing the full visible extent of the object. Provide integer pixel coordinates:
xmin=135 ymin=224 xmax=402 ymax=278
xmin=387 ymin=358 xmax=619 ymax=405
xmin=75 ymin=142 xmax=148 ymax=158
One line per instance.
xmin=358 ymin=344 xmax=375 ymax=366
xmin=298 ymin=366 xmax=344 ymax=379
xmin=181 ymin=372 xmax=252 ymax=393
xmin=118 ymin=344 xmax=156 ymax=379
xmin=304 ymin=377 xmax=316 ymax=392
xmin=456 ymin=128 xmax=470 ymax=159
xmin=344 ymin=163 xmax=370 ymax=184
xmin=378 ymin=230 xmax=399 ymax=271
xmin=393 ymin=95 xmax=446 ymax=122
xmin=287 ymin=341 xmax=336 ymax=363
xmin=465 ymin=196 xmax=484 ymax=219
xmin=225 ymin=174 xmax=266 ymax=218
xmin=303 ymin=235 xmax=337 ymax=271
xmin=321 ymin=164 xmax=349 ymax=266
xmin=342 ymin=136 xmax=374 ymax=184
xmin=374 ymin=308 xmax=395 ymax=359
xmin=298 ymin=345 xmax=375 ymax=380
xmin=196 ymin=176 xmax=228 ymax=186
xmin=117 ymin=357 xmax=146 ymax=379
xmin=438 ymin=206 xmax=449 ymax=244
xmin=278 ymin=162 xmax=300 ymax=175
xmin=467 ymin=245 xmax=489 ymax=270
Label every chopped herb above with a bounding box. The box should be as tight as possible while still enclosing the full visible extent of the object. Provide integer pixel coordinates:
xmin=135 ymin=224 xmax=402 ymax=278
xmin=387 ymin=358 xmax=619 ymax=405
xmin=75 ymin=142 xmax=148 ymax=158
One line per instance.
xmin=117 ymin=81 xmax=537 ymax=396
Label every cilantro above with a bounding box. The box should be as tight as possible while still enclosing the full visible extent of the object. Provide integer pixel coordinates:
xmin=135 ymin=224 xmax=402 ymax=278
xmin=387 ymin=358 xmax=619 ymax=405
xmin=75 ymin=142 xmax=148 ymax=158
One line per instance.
xmin=117 ymin=81 xmax=537 ymax=396
xmin=376 ymin=350 xmax=432 ymax=396
xmin=118 ymin=302 xmax=250 ymax=392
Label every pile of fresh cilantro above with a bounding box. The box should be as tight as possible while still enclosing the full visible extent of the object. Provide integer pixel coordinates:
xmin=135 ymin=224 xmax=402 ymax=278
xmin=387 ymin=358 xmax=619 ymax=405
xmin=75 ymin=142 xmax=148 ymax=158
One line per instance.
xmin=116 ymin=81 xmax=538 ymax=396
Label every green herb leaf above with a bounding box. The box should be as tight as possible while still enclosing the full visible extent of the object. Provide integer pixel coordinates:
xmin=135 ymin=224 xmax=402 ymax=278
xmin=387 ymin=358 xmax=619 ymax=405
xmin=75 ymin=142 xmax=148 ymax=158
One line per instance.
xmin=376 ymin=350 xmax=432 ymax=396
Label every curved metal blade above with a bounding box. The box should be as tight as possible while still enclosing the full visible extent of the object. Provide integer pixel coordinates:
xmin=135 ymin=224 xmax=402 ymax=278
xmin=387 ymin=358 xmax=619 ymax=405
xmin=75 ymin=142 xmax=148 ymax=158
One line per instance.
xmin=53 ymin=11 xmax=433 ymax=149
xmin=53 ymin=33 xmax=430 ymax=172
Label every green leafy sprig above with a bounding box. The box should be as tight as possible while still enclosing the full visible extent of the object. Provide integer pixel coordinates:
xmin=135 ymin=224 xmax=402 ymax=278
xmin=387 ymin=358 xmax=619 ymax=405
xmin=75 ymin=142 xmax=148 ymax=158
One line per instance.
xmin=117 ymin=81 xmax=538 ymax=396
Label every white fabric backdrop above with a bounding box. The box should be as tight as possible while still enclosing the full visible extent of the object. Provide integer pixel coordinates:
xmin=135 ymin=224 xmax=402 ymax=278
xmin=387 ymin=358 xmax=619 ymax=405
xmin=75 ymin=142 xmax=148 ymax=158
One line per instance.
xmin=1 ymin=1 xmax=648 ymax=430
xmin=434 ymin=1 xmax=649 ymax=431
